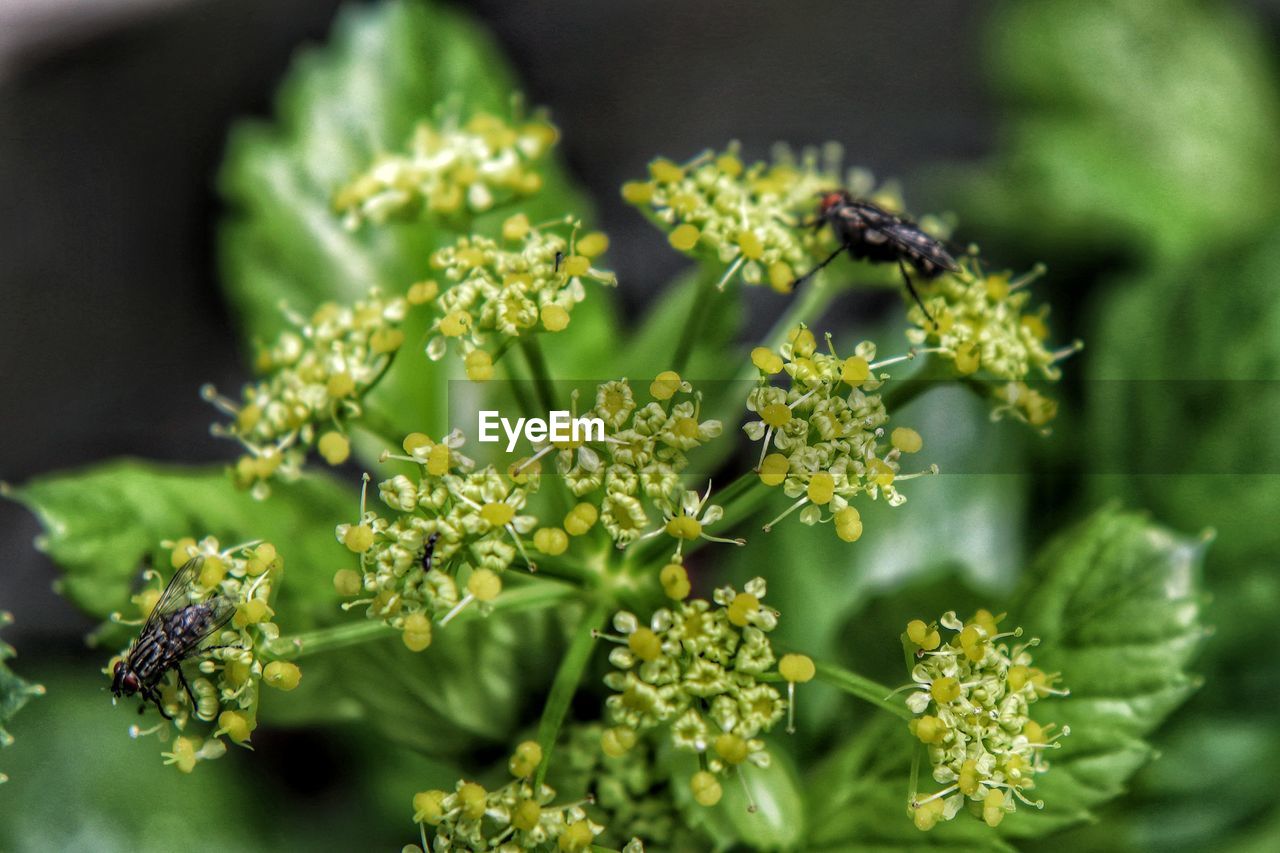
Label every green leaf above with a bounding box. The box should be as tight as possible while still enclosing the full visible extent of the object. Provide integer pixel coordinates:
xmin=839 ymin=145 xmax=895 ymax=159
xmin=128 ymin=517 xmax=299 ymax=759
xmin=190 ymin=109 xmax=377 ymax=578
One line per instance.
xmin=1078 ymin=237 xmax=1280 ymax=848
xmin=665 ymin=742 xmax=807 ymax=851
xmin=267 ymin=602 xmax=568 ymax=755
xmin=959 ymin=0 xmax=1280 ymax=262
xmin=4 ymin=460 xmax=352 ymax=631
xmin=0 ymin=613 xmax=44 ymax=784
xmin=5 ymin=456 xmax=573 ymax=753
xmin=805 ymin=718 xmax=1014 ymax=852
xmin=218 ymin=0 xmax=613 ymax=443
xmin=1088 ymin=234 xmax=1280 ymax=569
xmin=1002 ymin=508 xmax=1207 ymax=838
xmin=0 ymin=664 xmax=432 ymax=851
xmin=625 ymin=267 xmax=744 ymax=381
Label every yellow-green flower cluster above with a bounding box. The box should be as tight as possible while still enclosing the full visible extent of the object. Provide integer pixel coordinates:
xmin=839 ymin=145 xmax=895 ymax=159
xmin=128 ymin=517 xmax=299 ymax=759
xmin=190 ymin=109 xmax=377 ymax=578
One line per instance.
xmin=203 ymin=290 xmax=408 ymax=498
xmin=334 ymin=112 xmax=558 ymax=228
xmin=557 ymin=724 xmax=687 ymax=851
xmin=902 ymin=609 xmax=1068 ymax=831
xmin=745 ymin=326 xmax=934 ymax=541
xmin=518 ymin=375 xmax=723 ymax=550
xmin=622 ymin=143 xmax=843 ymax=292
xmin=906 ymin=261 xmax=1078 ymax=428
xmin=424 ymin=219 xmax=616 ymax=376
xmin=107 ymin=537 xmax=300 ymax=773
xmin=412 ymin=740 xmax=608 ymax=852
xmin=601 ymin=579 xmax=805 ymax=804
xmin=334 ymin=431 xmax=537 ymax=645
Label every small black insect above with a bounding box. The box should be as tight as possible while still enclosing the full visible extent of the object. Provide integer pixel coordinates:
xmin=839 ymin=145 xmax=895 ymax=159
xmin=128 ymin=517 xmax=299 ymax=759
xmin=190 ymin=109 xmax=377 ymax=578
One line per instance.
xmin=111 ymin=556 xmax=236 ymax=720
xmin=794 ymin=190 xmax=959 ymax=322
xmin=421 ymin=531 xmax=440 ymax=571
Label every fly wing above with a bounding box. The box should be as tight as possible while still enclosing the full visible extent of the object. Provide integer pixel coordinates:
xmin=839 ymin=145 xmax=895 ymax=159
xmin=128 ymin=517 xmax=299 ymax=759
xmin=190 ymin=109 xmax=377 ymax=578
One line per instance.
xmin=864 ymin=214 xmax=959 ymax=274
xmin=198 ymin=596 xmax=238 ymax=642
xmin=142 ymin=556 xmax=204 ymax=633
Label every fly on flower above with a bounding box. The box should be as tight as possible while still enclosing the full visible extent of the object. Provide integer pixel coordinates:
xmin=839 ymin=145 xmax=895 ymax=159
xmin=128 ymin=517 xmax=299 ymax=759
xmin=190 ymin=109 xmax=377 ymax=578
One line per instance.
xmin=795 ymin=190 xmax=958 ymax=322
xmin=111 ymin=557 xmax=236 ymax=719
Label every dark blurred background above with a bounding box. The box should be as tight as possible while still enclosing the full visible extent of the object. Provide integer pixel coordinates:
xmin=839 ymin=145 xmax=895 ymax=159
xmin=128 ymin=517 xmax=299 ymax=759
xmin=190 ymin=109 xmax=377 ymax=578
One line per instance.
xmin=0 ymin=0 xmax=997 ymax=640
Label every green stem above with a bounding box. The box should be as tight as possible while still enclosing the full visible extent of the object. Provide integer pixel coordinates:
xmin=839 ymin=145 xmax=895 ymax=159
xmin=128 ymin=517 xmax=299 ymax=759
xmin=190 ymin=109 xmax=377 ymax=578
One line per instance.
xmin=814 ymin=659 xmax=913 ymax=721
xmin=519 ymin=336 xmax=558 ymax=414
xmin=534 ymin=600 xmax=608 ymax=787
xmin=741 ymin=277 xmax=839 ymax=381
xmin=356 ymin=405 xmax=403 ymax=449
xmin=262 ymin=582 xmax=576 ymax=661
xmin=531 ymin=552 xmax=602 ymax=588
xmin=671 ymin=265 xmax=720 ymax=375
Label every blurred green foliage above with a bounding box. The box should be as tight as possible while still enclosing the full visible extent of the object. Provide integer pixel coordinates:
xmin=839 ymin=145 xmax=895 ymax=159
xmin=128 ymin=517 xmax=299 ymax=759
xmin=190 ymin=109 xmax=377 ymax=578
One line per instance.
xmin=962 ymin=0 xmax=1280 ymax=264
xmin=960 ymin=0 xmax=1280 ymax=850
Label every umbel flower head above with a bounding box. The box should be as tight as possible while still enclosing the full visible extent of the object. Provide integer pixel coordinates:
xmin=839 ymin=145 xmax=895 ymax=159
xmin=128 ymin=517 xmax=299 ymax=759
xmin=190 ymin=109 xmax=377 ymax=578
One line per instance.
xmin=105 ymin=536 xmax=300 ymax=773
xmin=745 ymin=326 xmax=936 ymax=541
xmin=623 ymin=142 xmax=862 ymax=292
xmin=424 ymin=217 xmax=616 ymax=374
xmin=203 ymin=289 xmax=409 ymax=498
xmin=334 ymin=110 xmax=558 ymax=228
xmin=411 ymin=740 xmax=611 ymax=852
xmin=901 ymin=610 xmax=1069 ymax=831
xmin=600 ymin=579 xmax=813 ymax=809
xmin=514 ymin=374 xmax=724 ymax=550
xmin=334 ymin=430 xmax=539 ymax=644
xmin=905 ymin=259 xmax=1081 ymax=428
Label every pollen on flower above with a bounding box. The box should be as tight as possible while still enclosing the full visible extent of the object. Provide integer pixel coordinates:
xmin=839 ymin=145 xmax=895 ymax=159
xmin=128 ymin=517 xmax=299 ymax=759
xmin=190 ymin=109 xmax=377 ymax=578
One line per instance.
xmin=659 ymin=562 xmax=691 ymax=600
xmin=262 ymin=661 xmax=301 ymax=691
xmin=601 ymin=725 xmax=637 ymax=757
xmin=509 ymin=740 xmax=543 ymax=778
xmin=336 ymin=431 xmax=547 ymax=630
xmin=416 ymin=762 xmax=606 ymax=851
xmin=603 ymin=579 xmax=790 ymax=791
xmin=402 ymin=612 xmax=433 ymax=652
xmin=467 ymin=569 xmax=503 ymax=602
xmin=203 ymin=289 xmax=408 ymax=499
xmin=565 ymin=503 xmax=599 ymax=536
xmin=464 ymin=349 xmax=494 ymax=382
xmin=498 ymin=376 xmax=726 ymax=551
xmin=407 ymin=279 xmax=439 ymax=305
xmin=746 ymin=331 xmax=934 ymax=538
xmin=905 ymin=259 xmax=1078 ymax=428
xmin=626 ymin=143 xmax=877 ymax=290
xmin=424 ymin=223 xmax=616 ymax=365
xmin=216 ymin=710 xmax=255 ymax=744
xmin=902 ymin=609 xmax=1067 ymax=830
xmin=335 ymin=110 xmax=557 ymax=227
xmin=317 ymin=431 xmax=351 ymax=465
xmin=649 ymin=370 xmax=684 ymax=401
xmin=534 ymin=527 xmax=570 ymax=555
xmin=891 ymin=427 xmax=923 ymax=453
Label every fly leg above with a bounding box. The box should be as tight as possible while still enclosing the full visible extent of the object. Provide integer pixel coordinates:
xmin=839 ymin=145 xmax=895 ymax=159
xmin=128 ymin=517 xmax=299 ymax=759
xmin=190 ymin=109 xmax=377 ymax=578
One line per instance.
xmin=791 ymin=244 xmax=849 ymax=289
xmin=142 ymin=685 xmax=173 ymax=720
xmin=897 ymin=258 xmax=935 ymax=326
xmin=176 ymin=667 xmax=198 ymax=713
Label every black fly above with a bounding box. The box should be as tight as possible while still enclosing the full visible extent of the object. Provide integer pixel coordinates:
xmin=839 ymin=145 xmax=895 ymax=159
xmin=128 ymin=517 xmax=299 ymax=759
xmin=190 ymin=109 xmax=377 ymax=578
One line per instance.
xmin=111 ymin=556 xmax=236 ymax=720
xmin=793 ymin=190 xmax=959 ymax=323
